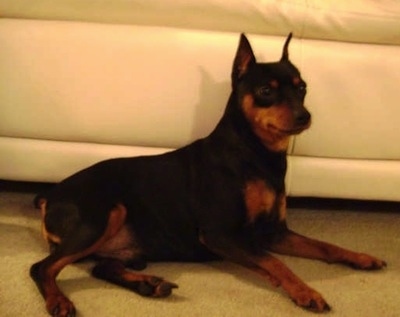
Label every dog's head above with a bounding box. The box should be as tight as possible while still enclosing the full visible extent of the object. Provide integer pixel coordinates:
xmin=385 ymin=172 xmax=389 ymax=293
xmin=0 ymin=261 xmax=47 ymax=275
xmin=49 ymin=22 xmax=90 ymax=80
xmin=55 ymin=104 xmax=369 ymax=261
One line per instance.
xmin=231 ymin=33 xmax=311 ymax=152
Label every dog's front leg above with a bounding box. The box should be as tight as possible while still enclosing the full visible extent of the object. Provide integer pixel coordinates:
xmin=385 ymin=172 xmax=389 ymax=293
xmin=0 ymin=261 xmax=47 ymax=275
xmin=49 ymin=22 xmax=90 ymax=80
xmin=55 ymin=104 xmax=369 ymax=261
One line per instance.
xmin=199 ymin=232 xmax=331 ymax=312
xmin=269 ymin=229 xmax=386 ymax=270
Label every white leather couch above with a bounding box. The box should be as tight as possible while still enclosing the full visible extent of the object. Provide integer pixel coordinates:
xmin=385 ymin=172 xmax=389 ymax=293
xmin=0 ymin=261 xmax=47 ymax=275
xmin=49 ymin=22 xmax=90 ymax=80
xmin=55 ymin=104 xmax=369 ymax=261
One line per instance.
xmin=1 ymin=0 xmax=399 ymax=201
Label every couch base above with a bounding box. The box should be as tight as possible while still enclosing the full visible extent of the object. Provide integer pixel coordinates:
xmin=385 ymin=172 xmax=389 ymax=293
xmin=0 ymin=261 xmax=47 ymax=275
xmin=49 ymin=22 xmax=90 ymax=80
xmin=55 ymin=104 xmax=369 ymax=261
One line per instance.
xmin=288 ymin=156 xmax=400 ymax=201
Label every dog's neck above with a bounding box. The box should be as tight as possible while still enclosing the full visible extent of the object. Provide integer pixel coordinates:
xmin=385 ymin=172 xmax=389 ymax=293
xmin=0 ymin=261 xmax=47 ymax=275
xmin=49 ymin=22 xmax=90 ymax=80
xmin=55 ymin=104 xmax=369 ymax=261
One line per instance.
xmin=208 ymin=91 xmax=288 ymax=185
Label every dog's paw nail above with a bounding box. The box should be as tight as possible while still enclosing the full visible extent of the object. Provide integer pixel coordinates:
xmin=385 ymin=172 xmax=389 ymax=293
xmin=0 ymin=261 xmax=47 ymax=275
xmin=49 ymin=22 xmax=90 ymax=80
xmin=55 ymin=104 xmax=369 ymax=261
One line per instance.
xmin=50 ymin=305 xmax=76 ymax=317
xmin=309 ymin=300 xmax=318 ymax=310
xmin=51 ymin=307 xmax=59 ymax=317
xmin=155 ymin=281 xmax=178 ymax=297
xmin=306 ymin=299 xmax=330 ymax=313
xmin=324 ymin=303 xmax=332 ymax=311
xmin=157 ymin=283 xmax=173 ymax=296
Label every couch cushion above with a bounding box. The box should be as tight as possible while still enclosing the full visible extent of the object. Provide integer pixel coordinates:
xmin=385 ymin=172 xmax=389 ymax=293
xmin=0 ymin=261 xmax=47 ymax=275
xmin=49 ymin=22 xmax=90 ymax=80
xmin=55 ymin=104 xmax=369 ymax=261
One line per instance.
xmin=293 ymin=37 xmax=400 ymax=160
xmin=0 ymin=19 xmax=234 ymax=148
xmin=1 ymin=18 xmax=399 ymax=159
xmin=1 ymin=0 xmax=399 ymax=45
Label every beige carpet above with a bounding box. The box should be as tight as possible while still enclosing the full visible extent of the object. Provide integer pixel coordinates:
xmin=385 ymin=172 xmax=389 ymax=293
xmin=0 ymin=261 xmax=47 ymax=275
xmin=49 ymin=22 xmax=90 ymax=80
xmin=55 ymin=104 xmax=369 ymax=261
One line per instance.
xmin=1 ymin=183 xmax=399 ymax=317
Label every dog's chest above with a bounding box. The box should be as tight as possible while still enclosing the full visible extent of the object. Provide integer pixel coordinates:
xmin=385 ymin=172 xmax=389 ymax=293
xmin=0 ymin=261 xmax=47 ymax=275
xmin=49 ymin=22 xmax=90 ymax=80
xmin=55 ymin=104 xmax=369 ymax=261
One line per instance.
xmin=243 ymin=179 xmax=286 ymax=223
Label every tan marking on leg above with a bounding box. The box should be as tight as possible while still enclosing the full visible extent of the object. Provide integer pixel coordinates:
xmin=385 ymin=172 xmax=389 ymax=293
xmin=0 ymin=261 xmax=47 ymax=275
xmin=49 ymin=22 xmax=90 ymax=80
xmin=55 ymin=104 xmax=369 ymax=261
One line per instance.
xmin=198 ymin=233 xmax=330 ymax=312
xmin=42 ymin=204 xmax=127 ymax=274
xmin=39 ymin=204 xmax=128 ymax=315
xmin=40 ymin=201 xmax=62 ymax=245
xmin=40 ymin=200 xmax=47 ymax=240
xmin=95 ymin=223 xmax=142 ymax=262
xmin=269 ymin=230 xmax=387 ymax=270
xmin=254 ymin=255 xmax=330 ymax=312
xmin=277 ymin=193 xmax=287 ymax=222
xmin=93 ymin=259 xmax=178 ymax=298
xmin=45 ymin=203 xmax=128 ymax=277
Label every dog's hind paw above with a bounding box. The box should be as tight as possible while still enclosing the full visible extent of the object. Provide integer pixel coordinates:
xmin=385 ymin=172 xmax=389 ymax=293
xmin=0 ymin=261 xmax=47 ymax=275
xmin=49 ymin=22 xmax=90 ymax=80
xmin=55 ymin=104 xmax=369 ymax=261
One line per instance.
xmin=138 ymin=276 xmax=178 ymax=297
xmin=46 ymin=294 xmax=76 ymax=317
xmin=92 ymin=259 xmax=178 ymax=298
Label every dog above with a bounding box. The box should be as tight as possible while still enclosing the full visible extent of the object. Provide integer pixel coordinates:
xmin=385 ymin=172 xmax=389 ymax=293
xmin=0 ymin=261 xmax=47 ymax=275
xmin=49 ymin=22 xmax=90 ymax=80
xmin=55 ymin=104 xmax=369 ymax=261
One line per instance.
xmin=31 ymin=33 xmax=386 ymax=316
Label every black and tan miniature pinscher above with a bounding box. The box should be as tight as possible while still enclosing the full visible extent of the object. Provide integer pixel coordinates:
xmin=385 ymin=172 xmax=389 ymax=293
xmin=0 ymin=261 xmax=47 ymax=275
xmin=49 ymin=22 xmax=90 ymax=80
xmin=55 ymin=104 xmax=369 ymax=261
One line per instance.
xmin=31 ymin=34 xmax=386 ymax=316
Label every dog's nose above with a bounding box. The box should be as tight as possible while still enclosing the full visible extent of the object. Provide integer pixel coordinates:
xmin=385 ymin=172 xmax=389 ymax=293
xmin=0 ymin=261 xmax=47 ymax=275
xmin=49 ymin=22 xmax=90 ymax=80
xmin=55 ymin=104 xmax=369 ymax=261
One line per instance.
xmin=295 ymin=110 xmax=311 ymax=126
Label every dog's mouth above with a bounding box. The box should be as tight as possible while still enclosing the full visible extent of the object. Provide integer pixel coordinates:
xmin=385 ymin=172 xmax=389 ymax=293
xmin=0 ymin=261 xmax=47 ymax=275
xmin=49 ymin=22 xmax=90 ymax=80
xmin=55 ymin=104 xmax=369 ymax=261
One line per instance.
xmin=268 ymin=123 xmax=310 ymax=135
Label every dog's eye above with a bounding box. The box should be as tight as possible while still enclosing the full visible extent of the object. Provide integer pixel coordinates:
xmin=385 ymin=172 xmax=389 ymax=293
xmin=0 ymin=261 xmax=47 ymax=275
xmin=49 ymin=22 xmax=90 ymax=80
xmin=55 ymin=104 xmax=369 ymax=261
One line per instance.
xmin=257 ymin=86 xmax=272 ymax=97
xmin=298 ymin=84 xmax=307 ymax=93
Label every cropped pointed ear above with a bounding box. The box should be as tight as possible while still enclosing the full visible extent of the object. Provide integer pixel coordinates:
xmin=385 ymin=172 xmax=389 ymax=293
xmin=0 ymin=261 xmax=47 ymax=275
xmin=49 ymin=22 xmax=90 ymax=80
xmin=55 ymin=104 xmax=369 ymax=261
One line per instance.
xmin=232 ymin=34 xmax=256 ymax=87
xmin=280 ymin=33 xmax=293 ymax=62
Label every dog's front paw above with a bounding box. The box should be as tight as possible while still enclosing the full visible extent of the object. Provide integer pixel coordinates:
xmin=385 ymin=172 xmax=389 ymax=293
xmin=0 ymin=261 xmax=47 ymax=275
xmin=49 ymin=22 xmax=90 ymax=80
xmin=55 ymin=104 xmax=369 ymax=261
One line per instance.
xmin=289 ymin=286 xmax=331 ymax=313
xmin=348 ymin=253 xmax=387 ymax=270
xmin=46 ymin=294 xmax=76 ymax=317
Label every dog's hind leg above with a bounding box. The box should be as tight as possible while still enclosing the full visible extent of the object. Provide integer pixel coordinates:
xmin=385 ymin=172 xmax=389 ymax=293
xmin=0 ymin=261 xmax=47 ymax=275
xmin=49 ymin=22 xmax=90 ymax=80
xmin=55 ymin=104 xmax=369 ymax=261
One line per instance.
xmin=91 ymin=259 xmax=178 ymax=297
xmin=31 ymin=204 xmax=127 ymax=317
xmin=269 ymin=230 xmax=387 ymax=270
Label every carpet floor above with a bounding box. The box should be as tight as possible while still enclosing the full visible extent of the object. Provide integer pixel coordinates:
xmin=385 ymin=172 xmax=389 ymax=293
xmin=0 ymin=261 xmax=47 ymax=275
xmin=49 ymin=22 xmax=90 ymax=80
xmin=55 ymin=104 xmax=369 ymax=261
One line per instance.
xmin=1 ymin=183 xmax=399 ymax=317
